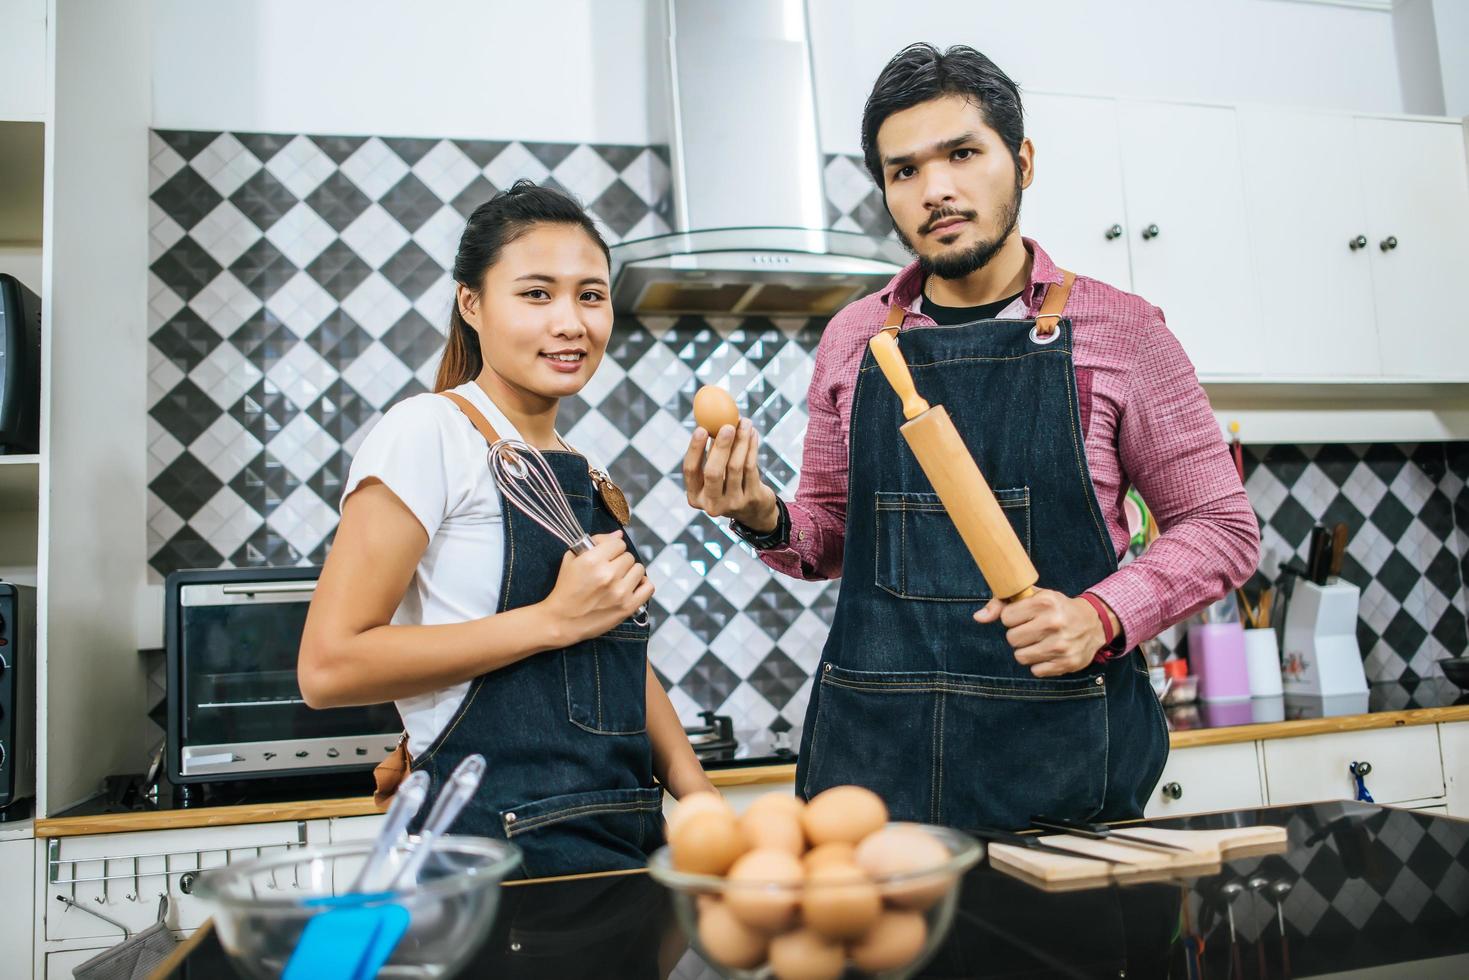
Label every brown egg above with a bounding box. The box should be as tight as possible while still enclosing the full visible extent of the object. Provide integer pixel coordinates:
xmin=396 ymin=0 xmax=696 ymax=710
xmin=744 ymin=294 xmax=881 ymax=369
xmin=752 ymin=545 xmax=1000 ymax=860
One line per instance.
xmin=768 ymin=927 xmax=846 ymax=980
xmin=725 ymin=848 xmax=804 ymax=931
xmin=667 ymin=790 xmax=731 ymax=837
xmin=693 ymin=385 xmax=740 ymax=435
xmin=854 ymin=824 xmax=952 ymax=910
xmin=801 ymin=862 xmax=882 ymax=940
xmin=739 ymin=806 xmax=805 ymax=858
xmin=803 ymin=841 xmax=857 ymax=872
xmin=848 ymin=910 xmax=928 ymax=972
xmin=802 ymin=786 xmax=888 ymax=846
xmin=746 ymin=791 xmax=807 ymax=820
xmin=670 ymin=809 xmax=747 ymax=875
xmin=698 ymin=898 xmax=768 ymax=970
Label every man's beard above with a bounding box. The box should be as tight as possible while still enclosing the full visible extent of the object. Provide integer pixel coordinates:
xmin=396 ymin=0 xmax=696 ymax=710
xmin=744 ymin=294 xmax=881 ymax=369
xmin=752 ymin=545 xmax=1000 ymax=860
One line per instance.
xmin=900 ymin=179 xmax=1023 ymax=281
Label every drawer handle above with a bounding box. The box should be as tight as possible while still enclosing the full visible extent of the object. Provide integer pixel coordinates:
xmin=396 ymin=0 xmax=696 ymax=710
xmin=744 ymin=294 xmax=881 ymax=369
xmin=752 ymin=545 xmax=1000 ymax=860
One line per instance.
xmin=178 ymin=872 xmax=197 ymax=895
xmin=1349 ymin=761 xmax=1374 ymax=803
xmin=1161 ymin=781 xmax=1183 ymax=801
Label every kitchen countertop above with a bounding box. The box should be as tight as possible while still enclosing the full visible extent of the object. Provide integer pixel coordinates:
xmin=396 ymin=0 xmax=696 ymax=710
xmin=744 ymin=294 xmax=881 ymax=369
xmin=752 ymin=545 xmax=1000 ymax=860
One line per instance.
xmin=36 ymin=680 xmax=1469 ymax=839
xmin=154 ymin=801 xmax=1469 ymax=979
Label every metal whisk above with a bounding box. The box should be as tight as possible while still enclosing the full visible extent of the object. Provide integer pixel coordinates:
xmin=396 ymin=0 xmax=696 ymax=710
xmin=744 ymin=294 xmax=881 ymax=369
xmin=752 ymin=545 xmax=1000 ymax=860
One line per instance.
xmin=488 ymin=438 xmax=650 ymax=627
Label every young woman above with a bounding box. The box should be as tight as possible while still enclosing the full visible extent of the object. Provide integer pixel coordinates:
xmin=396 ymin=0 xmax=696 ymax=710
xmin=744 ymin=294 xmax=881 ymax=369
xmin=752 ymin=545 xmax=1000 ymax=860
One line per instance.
xmin=299 ymin=180 xmax=714 ymax=877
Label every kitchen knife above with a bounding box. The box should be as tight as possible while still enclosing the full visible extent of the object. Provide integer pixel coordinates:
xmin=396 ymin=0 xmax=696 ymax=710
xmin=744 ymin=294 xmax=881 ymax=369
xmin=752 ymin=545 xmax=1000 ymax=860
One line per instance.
xmin=1031 ymin=814 xmax=1195 ymax=855
xmin=1329 ymin=522 xmax=1348 ymax=581
xmin=1306 ymin=525 xmax=1328 ymax=585
xmin=970 ymin=827 xmax=1149 ymax=865
xmin=868 ymin=329 xmax=1038 ymax=601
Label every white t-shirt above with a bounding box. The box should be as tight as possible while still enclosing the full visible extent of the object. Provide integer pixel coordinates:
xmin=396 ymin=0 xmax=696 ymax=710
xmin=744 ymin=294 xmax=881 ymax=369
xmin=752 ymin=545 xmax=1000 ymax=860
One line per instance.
xmin=341 ymin=381 xmax=536 ymax=757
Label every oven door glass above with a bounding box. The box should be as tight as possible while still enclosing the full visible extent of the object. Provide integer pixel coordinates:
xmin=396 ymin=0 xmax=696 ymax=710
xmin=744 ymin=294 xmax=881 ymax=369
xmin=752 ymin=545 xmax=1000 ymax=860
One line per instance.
xmin=181 ymin=598 xmax=399 ymax=745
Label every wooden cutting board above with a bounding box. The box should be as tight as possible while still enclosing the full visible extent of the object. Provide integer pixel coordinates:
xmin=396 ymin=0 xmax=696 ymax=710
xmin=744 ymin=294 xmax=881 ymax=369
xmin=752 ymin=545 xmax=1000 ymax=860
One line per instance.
xmin=987 ymin=825 xmax=1289 ymax=890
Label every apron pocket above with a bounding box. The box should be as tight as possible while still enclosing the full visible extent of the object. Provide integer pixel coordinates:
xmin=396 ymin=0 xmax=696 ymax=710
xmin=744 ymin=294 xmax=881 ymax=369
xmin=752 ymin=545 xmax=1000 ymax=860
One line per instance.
xmin=940 ymin=669 xmax=1108 ymax=829
xmin=874 ymin=489 xmax=1030 ymax=602
xmin=805 ymin=665 xmax=1107 ymax=830
xmin=563 ymin=619 xmax=650 ymax=735
xmin=501 ymin=786 xmax=664 ymax=878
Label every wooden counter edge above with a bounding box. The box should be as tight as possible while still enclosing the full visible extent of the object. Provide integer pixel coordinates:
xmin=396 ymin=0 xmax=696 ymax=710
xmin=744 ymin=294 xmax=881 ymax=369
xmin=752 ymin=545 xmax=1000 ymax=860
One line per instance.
xmin=1167 ymin=703 xmax=1469 ymax=748
xmin=35 ymin=763 xmax=804 ymax=838
xmin=39 ymin=704 xmax=1469 ymax=838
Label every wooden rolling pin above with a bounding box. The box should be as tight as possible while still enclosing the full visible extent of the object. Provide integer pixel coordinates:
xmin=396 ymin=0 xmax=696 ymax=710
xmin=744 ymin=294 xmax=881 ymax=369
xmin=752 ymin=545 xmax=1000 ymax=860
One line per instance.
xmin=869 ymin=329 xmax=1038 ymax=601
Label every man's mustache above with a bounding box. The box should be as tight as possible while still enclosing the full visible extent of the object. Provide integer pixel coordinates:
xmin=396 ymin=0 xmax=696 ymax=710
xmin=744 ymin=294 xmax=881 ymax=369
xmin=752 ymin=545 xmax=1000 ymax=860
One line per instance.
xmin=919 ymin=208 xmax=978 ymax=235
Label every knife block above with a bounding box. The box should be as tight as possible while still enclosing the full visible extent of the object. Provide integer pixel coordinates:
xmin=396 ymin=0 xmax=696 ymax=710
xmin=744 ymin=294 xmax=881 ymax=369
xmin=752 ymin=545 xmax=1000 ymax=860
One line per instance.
xmin=1282 ymin=580 xmax=1367 ymax=696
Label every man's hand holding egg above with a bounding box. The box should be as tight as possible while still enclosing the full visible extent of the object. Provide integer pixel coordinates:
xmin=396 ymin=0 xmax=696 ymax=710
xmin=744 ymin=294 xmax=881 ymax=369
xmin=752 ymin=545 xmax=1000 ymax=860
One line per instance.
xmin=684 ymin=384 xmax=781 ymax=533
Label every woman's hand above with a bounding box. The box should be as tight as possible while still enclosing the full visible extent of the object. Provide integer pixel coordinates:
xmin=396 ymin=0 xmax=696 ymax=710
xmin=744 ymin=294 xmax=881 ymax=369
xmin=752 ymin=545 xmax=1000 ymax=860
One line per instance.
xmin=539 ymin=531 xmax=654 ymax=647
xmin=682 ymin=419 xmax=779 ymax=530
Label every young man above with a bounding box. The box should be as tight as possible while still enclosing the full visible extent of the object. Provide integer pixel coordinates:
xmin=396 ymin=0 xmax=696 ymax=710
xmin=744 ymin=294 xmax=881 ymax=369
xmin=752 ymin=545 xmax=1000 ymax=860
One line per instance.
xmin=683 ymin=44 xmax=1259 ymax=828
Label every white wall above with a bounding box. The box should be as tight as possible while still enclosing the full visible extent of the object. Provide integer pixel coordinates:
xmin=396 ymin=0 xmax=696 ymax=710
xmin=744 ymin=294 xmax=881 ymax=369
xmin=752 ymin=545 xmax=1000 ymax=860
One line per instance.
xmin=808 ymin=0 xmax=1405 ymax=154
xmin=151 ymin=0 xmax=659 ymax=143
xmin=0 ymin=247 xmax=42 ymax=294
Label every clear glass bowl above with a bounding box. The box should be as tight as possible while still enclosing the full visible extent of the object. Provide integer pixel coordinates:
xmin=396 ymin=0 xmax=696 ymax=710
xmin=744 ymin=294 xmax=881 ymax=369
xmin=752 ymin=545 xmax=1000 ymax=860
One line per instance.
xmin=648 ymin=823 xmax=983 ymax=980
xmin=193 ymin=835 xmax=522 ymax=979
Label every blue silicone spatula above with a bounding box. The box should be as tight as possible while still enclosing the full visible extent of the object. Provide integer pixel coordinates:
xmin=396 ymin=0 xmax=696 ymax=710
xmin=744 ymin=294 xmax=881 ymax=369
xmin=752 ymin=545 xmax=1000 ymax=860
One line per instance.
xmin=281 ymin=770 xmax=430 ymax=980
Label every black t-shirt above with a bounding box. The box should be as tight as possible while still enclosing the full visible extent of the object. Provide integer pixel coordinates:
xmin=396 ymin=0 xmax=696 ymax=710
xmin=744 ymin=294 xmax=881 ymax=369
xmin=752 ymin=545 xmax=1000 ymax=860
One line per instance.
xmin=920 ymin=288 xmax=1024 ymax=326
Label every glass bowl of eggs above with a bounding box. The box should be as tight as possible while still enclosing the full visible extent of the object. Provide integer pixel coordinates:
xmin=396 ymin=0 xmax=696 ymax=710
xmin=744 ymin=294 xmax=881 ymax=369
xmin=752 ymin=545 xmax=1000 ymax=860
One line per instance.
xmin=647 ymin=785 xmax=983 ymax=980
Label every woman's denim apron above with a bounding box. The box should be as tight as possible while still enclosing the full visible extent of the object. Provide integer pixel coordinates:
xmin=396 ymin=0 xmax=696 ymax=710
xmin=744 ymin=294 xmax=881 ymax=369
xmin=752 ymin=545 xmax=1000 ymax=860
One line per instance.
xmin=410 ymin=395 xmax=664 ymax=878
xmin=795 ymin=277 xmax=1169 ymax=830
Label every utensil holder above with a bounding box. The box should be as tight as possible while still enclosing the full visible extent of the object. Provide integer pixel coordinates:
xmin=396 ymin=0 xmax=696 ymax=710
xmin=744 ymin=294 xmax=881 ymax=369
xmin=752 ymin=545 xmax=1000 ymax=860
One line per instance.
xmin=1244 ymin=628 xmax=1284 ymax=698
xmin=1188 ymin=623 xmax=1250 ymax=702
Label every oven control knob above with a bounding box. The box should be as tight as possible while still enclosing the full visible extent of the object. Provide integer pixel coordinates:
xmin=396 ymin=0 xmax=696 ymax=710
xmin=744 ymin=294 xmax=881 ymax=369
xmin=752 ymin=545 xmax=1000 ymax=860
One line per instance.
xmin=0 ymin=744 xmax=6 ymax=769
xmin=355 ymin=748 xmax=368 ymax=756
xmin=327 ymin=748 xmax=340 ymax=758
xmin=263 ymin=752 xmax=276 ymax=760
xmin=295 ymin=751 xmax=309 ymax=759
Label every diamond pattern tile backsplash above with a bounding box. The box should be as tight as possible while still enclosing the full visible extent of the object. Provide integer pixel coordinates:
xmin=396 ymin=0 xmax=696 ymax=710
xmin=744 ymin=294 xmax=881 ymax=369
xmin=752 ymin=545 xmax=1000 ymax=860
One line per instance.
xmin=147 ymin=132 xmax=1468 ymax=737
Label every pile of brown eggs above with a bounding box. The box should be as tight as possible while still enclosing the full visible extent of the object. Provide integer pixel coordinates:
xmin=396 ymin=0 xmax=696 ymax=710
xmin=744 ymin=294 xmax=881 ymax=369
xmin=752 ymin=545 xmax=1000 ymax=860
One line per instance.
xmin=667 ymin=785 xmax=953 ymax=979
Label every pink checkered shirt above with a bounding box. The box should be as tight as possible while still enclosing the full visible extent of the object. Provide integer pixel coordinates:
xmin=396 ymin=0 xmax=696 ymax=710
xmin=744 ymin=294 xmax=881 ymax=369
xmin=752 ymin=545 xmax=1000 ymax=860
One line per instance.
xmin=759 ymin=238 xmax=1260 ymax=647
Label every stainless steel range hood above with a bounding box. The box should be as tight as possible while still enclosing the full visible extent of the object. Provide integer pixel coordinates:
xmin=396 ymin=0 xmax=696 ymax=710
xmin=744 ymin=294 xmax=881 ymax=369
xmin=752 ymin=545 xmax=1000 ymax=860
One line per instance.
xmin=609 ymin=0 xmax=908 ymax=316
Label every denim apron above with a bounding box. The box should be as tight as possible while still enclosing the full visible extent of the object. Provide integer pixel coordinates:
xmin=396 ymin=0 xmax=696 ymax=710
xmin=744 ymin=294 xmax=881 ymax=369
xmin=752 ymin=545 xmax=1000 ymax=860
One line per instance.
xmin=409 ymin=394 xmax=664 ymax=878
xmin=795 ymin=274 xmax=1169 ymax=830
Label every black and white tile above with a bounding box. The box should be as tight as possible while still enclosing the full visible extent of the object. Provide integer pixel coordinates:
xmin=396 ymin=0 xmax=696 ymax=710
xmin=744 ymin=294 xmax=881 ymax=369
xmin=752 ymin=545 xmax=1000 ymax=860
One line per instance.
xmin=1243 ymin=443 xmax=1469 ymax=683
xmin=148 ymin=131 xmax=1469 ymax=739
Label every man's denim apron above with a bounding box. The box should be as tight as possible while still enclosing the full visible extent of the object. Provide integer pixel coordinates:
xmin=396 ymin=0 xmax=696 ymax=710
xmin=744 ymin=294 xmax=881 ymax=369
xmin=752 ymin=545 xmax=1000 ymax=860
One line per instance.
xmin=410 ymin=395 xmax=663 ymax=878
xmin=795 ymin=277 xmax=1170 ymax=830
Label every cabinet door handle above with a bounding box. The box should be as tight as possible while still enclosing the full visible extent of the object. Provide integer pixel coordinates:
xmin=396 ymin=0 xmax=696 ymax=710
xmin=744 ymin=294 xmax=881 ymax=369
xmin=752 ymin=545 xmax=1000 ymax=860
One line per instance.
xmin=179 ymin=871 xmax=197 ymax=895
xmin=1349 ymin=235 xmax=1367 ymax=251
xmin=1142 ymin=224 xmax=1161 ymax=240
xmin=1379 ymin=236 xmax=1398 ymax=252
xmin=1105 ymin=223 xmax=1124 ymax=241
xmin=1349 ymin=761 xmax=1374 ymax=803
xmin=1161 ymin=781 xmax=1183 ymax=800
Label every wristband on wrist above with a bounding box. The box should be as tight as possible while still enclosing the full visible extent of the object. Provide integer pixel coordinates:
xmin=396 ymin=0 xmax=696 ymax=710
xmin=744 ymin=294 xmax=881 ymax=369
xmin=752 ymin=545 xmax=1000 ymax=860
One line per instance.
xmin=1080 ymin=592 xmax=1117 ymax=656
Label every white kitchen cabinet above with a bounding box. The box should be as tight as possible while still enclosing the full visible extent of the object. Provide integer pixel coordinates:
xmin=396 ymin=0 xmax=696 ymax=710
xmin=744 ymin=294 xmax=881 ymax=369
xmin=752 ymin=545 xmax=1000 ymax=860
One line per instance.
xmin=42 ymin=820 xmax=328 ymax=942
xmin=1441 ymin=722 xmax=1469 ymax=818
xmin=1237 ymin=108 xmax=1382 ymax=379
xmin=0 ymin=837 xmax=34 ymax=975
xmin=1143 ymin=742 xmax=1265 ymax=818
xmin=1357 ymin=117 xmax=1469 ymax=380
xmin=0 ymin=0 xmax=47 ymax=121
xmin=1262 ymin=725 xmax=1444 ymax=807
xmin=48 ymin=947 xmax=112 ymax=979
xmin=1020 ymin=94 xmax=1133 ymax=290
xmin=1118 ymin=101 xmax=1261 ymax=376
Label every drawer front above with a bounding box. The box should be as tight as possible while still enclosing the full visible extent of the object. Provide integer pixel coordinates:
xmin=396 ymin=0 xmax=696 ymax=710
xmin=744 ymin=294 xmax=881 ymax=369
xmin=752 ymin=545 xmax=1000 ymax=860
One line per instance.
xmin=1441 ymin=722 xmax=1469 ymax=819
xmin=45 ymin=820 xmax=329 ymax=941
xmin=1143 ymin=743 xmax=1264 ymax=818
xmin=329 ymin=814 xmax=388 ymax=888
xmin=49 ymin=948 xmax=113 ymax=979
xmin=1263 ymin=726 xmax=1444 ymax=807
